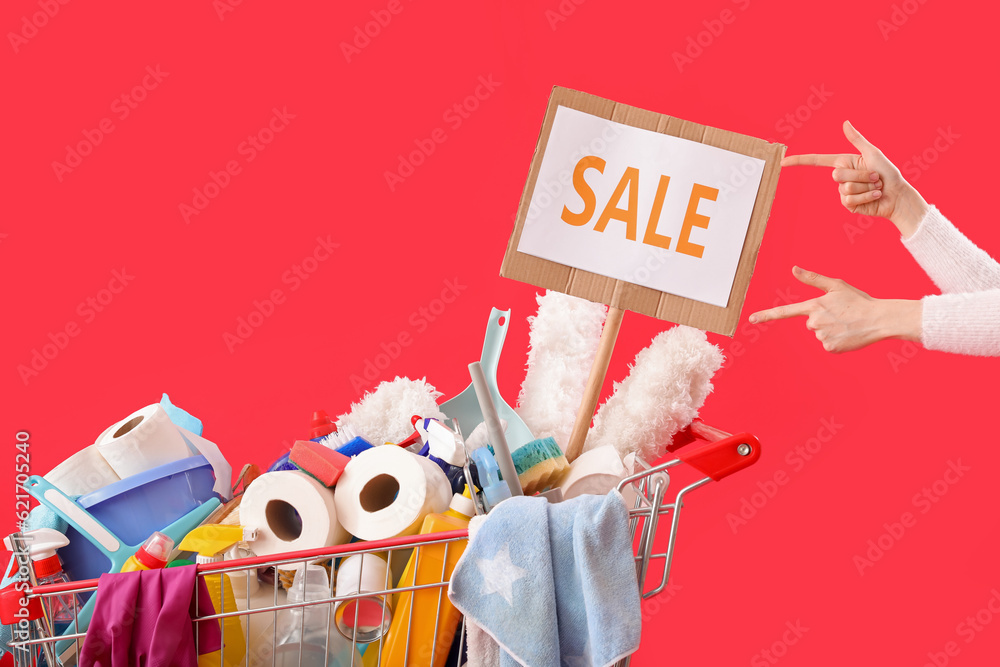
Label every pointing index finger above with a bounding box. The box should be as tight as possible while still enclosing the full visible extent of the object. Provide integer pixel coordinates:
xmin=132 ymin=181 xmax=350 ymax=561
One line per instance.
xmin=781 ymin=154 xmax=850 ymax=168
xmin=750 ymin=300 xmax=814 ymax=324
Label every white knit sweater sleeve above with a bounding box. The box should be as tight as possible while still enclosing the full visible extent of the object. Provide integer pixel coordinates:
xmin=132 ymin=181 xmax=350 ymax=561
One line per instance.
xmin=900 ymin=206 xmax=1000 ymax=357
xmin=920 ymin=290 xmax=1000 ymax=356
xmin=901 ymin=205 xmax=1000 ymax=293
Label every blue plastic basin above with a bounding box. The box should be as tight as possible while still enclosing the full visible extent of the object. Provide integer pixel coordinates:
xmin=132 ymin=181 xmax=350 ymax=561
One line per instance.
xmin=60 ymin=455 xmax=218 ymax=581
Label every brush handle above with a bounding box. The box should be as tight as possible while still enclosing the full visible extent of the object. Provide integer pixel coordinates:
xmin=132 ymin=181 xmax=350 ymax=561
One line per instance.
xmin=565 ymin=306 xmax=624 ymax=462
xmin=469 ymin=361 xmax=523 ymax=497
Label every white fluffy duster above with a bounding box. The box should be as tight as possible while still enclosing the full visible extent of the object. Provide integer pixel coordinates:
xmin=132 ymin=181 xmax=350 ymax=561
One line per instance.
xmin=515 ymin=291 xmax=608 ymax=451
xmin=584 ymin=325 xmax=724 ymax=462
xmin=336 ymin=377 xmax=446 ymax=445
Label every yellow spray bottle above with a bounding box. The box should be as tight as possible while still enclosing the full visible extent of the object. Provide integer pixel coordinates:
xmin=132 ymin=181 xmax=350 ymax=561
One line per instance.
xmin=178 ymin=524 xmax=254 ymax=667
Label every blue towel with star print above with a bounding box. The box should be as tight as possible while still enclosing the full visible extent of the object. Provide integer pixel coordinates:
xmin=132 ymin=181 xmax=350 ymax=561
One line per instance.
xmin=448 ymin=490 xmax=641 ymax=667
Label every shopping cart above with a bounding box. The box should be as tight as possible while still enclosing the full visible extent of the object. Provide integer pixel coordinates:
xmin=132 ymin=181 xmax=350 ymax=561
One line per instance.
xmin=4 ymin=421 xmax=760 ymax=667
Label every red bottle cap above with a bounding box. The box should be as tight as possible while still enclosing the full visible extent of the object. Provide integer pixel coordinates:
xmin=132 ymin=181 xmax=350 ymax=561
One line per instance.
xmin=32 ymin=555 xmax=61 ymax=580
xmin=310 ymin=410 xmax=336 ymax=440
xmin=134 ymin=532 xmax=173 ymax=569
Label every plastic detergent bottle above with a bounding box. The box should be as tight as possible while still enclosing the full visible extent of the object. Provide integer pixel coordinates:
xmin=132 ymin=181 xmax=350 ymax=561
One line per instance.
xmin=25 ymin=529 xmax=81 ymax=624
xmin=273 ymin=564 xmax=361 ymax=667
xmin=120 ymin=531 xmax=174 ymax=572
xmin=178 ymin=525 xmax=250 ymax=667
xmin=377 ymin=491 xmax=474 ymax=667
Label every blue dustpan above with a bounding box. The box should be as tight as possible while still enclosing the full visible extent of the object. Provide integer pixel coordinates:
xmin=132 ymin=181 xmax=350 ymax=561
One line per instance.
xmin=23 ymin=475 xmax=220 ymax=664
xmin=439 ymin=308 xmax=534 ymax=451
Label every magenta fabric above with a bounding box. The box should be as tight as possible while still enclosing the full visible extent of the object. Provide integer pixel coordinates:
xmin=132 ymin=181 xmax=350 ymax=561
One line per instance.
xmin=79 ymin=565 xmax=221 ymax=667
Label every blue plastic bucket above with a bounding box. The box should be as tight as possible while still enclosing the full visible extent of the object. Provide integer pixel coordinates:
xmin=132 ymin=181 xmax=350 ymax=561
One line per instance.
xmin=59 ymin=456 xmax=218 ymax=581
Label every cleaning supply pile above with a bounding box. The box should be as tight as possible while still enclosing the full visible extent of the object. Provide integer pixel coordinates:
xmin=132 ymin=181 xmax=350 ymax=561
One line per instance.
xmin=2 ymin=292 xmax=725 ymax=667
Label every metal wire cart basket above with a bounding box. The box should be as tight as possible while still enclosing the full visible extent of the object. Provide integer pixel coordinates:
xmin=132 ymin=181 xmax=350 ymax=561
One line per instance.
xmin=5 ymin=420 xmax=760 ymax=667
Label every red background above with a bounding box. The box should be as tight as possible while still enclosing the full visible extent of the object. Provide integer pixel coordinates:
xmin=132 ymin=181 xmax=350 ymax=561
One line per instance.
xmin=4 ymin=1 xmax=999 ymax=664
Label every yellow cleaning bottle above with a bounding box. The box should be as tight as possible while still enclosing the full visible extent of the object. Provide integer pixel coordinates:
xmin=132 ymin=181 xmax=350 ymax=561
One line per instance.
xmin=376 ymin=490 xmax=474 ymax=667
xmin=178 ymin=525 xmax=252 ymax=667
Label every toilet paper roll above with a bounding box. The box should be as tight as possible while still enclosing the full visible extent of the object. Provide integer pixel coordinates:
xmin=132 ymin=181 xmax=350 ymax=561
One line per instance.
xmin=95 ymin=404 xmax=192 ymax=478
xmin=334 ymin=553 xmax=393 ymax=642
xmin=334 ymin=446 xmax=451 ymax=541
xmin=241 ymin=470 xmax=350 ymax=559
xmin=43 ymin=445 xmax=120 ymax=496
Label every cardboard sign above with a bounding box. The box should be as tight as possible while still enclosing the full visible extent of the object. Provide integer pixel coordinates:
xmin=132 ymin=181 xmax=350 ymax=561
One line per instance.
xmin=501 ymin=86 xmax=785 ymax=336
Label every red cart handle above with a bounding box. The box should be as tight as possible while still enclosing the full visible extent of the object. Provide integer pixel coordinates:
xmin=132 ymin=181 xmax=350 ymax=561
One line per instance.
xmin=0 ymin=587 xmax=43 ymax=625
xmin=675 ymin=431 xmax=761 ymax=481
xmin=666 ymin=419 xmax=733 ymax=452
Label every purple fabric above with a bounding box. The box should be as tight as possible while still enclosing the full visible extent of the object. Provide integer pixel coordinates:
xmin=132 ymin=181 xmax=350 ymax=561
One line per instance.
xmin=79 ymin=565 xmax=222 ymax=667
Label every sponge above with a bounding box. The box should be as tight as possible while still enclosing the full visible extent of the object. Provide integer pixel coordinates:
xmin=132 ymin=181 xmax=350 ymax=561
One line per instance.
xmin=509 ymin=437 xmax=570 ymax=495
xmin=290 ymin=440 xmax=350 ymax=487
xmin=319 ymin=431 xmax=374 ymax=458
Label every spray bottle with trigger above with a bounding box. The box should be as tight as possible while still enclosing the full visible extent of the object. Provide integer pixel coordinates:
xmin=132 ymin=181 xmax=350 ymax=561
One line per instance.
xmin=178 ymin=524 xmax=256 ymax=667
xmin=20 ymin=528 xmax=81 ymax=624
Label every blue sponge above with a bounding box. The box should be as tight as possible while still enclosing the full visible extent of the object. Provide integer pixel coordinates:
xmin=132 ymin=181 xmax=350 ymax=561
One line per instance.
xmin=335 ymin=436 xmax=374 ymax=457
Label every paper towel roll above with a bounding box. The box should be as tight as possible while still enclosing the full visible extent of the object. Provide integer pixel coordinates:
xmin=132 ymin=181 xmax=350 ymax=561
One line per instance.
xmin=95 ymin=404 xmax=192 ymax=478
xmin=334 ymin=447 xmax=451 ymax=541
xmin=43 ymin=445 xmax=120 ymax=496
xmin=241 ymin=470 xmax=350 ymax=559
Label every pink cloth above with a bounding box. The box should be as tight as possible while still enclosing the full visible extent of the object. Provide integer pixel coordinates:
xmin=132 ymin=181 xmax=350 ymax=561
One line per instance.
xmin=79 ymin=565 xmax=221 ymax=667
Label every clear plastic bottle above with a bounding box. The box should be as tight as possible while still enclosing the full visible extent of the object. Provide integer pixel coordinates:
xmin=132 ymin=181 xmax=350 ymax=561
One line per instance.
xmin=27 ymin=529 xmax=81 ymax=625
xmin=273 ymin=565 xmax=361 ymax=667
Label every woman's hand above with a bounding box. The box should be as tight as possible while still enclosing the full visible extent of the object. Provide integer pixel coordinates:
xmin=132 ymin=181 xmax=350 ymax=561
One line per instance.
xmin=782 ymin=121 xmax=929 ymax=238
xmin=749 ymin=266 xmax=922 ymax=353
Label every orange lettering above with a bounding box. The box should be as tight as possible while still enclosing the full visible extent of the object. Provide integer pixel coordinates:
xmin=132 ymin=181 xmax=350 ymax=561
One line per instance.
xmin=641 ymin=175 xmax=672 ymax=250
xmin=594 ymin=167 xmax=639 ymax=241
xmin=561 ymin=156 xmax=606 ymax=226
xmin=676 ymin=183 xmax=718 ymax=258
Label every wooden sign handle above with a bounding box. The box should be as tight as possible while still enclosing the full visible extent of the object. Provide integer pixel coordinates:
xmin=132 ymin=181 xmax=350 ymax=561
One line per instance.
xmin=565 ymin=306 xmax=624 ymax=462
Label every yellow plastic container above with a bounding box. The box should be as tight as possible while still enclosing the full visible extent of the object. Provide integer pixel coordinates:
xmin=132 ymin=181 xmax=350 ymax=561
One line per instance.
xmin=178 ymin=525 xmax=249 ymax=667
xmin=198 ymin=570 xmax=246 ymax=667
xmin=377 ymin=493 xmax=473 ymax=667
